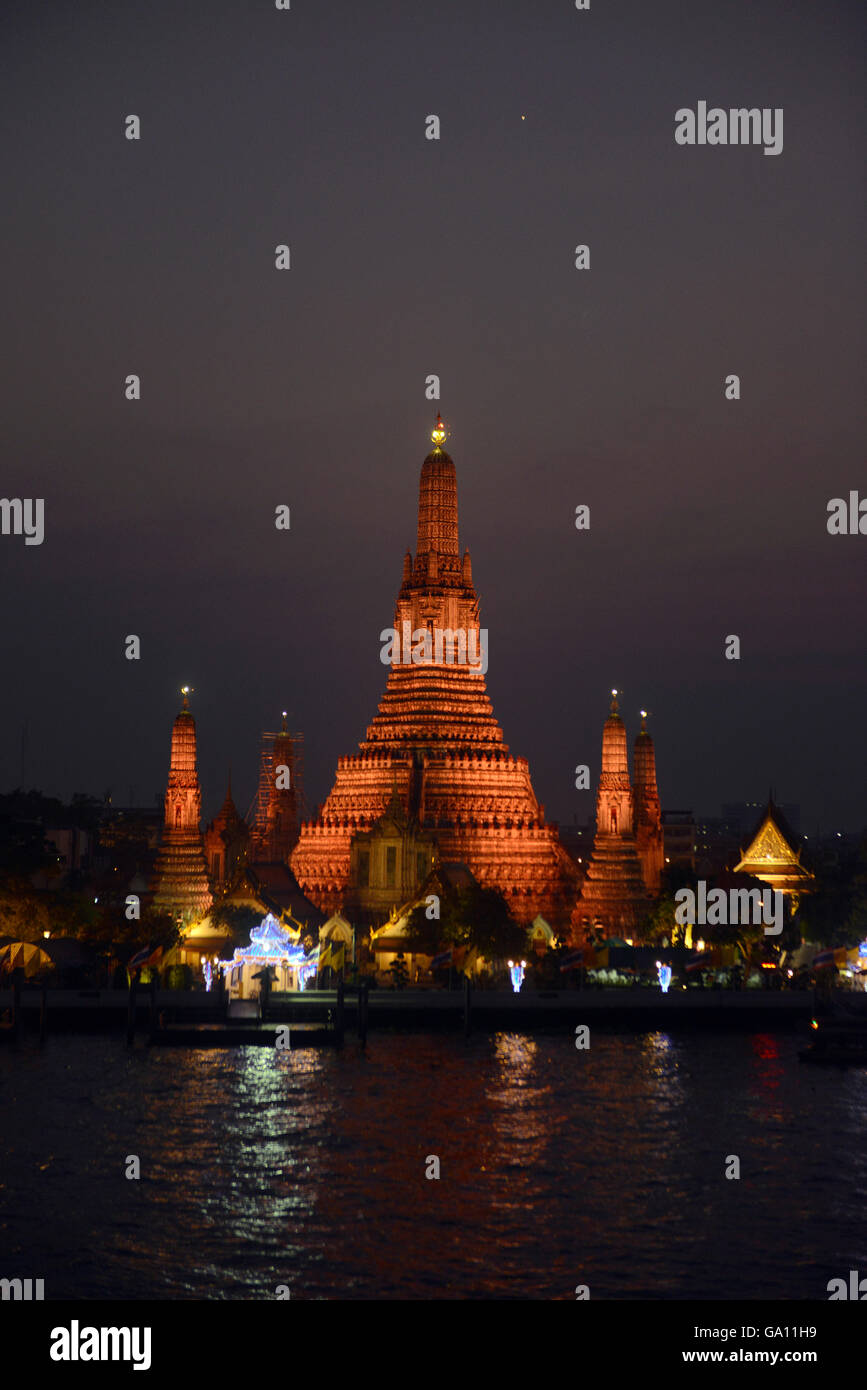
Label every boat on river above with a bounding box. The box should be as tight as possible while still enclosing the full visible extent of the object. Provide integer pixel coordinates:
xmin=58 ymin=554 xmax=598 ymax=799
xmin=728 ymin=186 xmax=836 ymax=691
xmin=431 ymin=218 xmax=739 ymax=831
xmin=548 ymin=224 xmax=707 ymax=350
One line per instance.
xmin=799 ymin=1014 xmax=867 ymax=1066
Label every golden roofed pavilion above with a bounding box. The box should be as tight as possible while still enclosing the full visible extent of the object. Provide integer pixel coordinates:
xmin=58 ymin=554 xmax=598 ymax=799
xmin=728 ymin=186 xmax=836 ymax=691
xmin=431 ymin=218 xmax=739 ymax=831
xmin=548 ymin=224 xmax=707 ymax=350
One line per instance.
xmin=734 ymin=799 xmax=815 ymax=910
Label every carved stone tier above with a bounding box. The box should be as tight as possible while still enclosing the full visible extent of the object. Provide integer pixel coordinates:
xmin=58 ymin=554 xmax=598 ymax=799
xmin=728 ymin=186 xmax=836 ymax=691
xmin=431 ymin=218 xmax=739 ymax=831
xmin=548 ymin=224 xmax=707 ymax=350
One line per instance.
xmin=291 ymin=428 xmax=579 ymax=927
xmin=152 ymin=692 xmax=212 ymax=920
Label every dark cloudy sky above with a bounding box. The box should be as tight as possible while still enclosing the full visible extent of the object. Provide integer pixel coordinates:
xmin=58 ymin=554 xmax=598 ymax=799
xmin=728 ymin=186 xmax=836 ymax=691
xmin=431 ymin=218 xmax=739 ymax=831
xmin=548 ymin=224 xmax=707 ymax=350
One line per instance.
xmin=1 ymin=0 xmax=864 ymax=834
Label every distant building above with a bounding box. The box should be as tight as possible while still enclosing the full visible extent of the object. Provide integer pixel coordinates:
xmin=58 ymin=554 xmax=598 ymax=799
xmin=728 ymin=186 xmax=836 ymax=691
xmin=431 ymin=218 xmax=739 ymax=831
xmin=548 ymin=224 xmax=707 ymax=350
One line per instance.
xmin=723 ymin=801 xmax=801 ymax=835
xmin=662 ymin=810 xmax=696 ymax=871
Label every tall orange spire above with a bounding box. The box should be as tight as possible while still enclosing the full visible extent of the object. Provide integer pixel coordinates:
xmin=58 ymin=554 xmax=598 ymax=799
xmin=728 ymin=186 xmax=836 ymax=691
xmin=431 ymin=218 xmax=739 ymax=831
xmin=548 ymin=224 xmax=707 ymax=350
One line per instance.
xmin=152 ymin=689 xmax=212 ymax=919
xmin=574 ymin=692 xmax=649 ymax=937
xmin=416 ymin=413 xmax=458 ymax=557
xmin=633 ymin=710 xmax=664 ymax=894
xmin=597 ymin=689 xmax=631 ymax=829
xmin=291 ymin=421 xmax=580 ymax=927
xmin=251 ymin=713 xmax=302 ymax=865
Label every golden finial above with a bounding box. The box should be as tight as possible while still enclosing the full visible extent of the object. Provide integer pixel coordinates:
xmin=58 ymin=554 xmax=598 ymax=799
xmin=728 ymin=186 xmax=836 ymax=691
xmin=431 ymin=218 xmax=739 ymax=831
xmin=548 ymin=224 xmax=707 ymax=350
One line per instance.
xmin=181 ymin=685 xmax=193 ymax=710
xmin=431 ymin=412 xmax=447 ymax=449
xmin=610 ymin=688 xmax=619 ymax=715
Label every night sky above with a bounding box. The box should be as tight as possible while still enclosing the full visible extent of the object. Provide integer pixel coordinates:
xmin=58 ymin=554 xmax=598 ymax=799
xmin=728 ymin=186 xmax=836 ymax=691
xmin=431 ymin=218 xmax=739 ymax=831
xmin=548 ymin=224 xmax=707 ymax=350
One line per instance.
xmin=1 ymin=0 xmax=864 ymax=833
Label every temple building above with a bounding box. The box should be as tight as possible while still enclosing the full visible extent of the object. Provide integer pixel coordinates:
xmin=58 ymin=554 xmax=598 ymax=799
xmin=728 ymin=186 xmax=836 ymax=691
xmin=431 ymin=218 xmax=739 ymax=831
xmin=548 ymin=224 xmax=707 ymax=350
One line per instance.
xmin=734 ymin=798 xmax=815 ymax=911
xmin=203 ymin=776 xmax=250 ymax=888
xmin=152 ymin=689 xmax=212 ymax=922
xmin=343 ymin=784 xmax=438 ymax=930
xmin=291 ymin=415 xmax=580 ymax=927
xmin=633 ymin=710 xmax=664 ymax=894
xmin=251 ymin=715 xmax=302 ymax=865
xmin=575 ymin=692 xmax=657 ymax=937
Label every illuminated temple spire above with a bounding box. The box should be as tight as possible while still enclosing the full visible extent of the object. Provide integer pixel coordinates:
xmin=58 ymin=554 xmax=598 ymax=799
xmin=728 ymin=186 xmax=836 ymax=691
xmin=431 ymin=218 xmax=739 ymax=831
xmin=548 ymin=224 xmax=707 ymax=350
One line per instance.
xmin=416 ymin=413 xmax=459 ymax=557
xmin=152 ymin=688 xmax=212 ymax=920
xmin=203 ymin=770 xmax=250 ymax=887
xmin=265 ymin=711 xmax=300 ymax=861
xmin=633 ymin=710 xmax=664 ymax=895
xmin=291 ymin=417 xmax=580 ymax=926
xmin=575 ymin=691 xmax=650 ymax=936
xmin=597 ymin=689 xmax=631 ymax=833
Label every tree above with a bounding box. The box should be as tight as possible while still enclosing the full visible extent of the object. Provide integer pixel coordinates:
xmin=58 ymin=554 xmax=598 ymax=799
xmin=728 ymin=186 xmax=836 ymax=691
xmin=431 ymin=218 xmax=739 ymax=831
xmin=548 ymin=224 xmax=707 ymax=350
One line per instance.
xmin=404 ymin=883 xmax=527 ymax=970
xmin=388 ymin=952 xmax=409 ymax=990
xmin=643 ymin=895 xmax=681 ymax=946
xmin=209 ymin=902 xmax=261 ymax=938
xmin=800 ymin=845 xmax=867 ymax=950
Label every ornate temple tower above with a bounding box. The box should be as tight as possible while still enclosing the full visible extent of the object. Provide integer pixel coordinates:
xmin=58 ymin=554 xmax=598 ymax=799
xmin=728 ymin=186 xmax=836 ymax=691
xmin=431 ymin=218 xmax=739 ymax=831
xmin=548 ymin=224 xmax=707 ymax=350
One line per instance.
xmin=252 ymin=714 xmax=301 ymax=864
xmin=152 ymin=689 xmax=213 ymax=920
xmin=575 ymin=691 xmax=649 ymax=936
xmin=291 ymin=416 xmax=579 ymax=925
xmin=633 ymin=711 xmax=664 ymax=895
xmin=204 ymin=775 xmax=250 ymax=887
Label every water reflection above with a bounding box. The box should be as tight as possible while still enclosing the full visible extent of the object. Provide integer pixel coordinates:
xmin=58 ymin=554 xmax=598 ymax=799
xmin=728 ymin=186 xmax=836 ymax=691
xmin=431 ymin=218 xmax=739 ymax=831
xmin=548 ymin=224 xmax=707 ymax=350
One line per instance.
xmin=2 ymin=1030 xmax=864 ymax=1298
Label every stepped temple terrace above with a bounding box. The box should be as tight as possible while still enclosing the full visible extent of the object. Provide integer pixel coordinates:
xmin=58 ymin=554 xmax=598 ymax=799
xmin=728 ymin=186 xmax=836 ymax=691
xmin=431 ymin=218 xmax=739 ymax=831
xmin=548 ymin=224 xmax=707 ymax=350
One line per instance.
xmin=146 ymin=420 xmax=681 ymax=963
xmin=289 ymin=416 xmax=581 ymax=929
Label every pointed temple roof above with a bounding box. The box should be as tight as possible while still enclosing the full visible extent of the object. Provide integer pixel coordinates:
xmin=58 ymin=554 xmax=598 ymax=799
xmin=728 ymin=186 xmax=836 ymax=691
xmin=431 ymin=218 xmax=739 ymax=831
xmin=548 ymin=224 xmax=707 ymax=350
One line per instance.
xmin=633 ymin=709 xmax=659 ymax=792
xmin=575 ymin=692 xmax=650 ymax=934
xmin=291 ymin=415 xmax=579 ymax=927
xmin=212 ymin=774 xmax=246 ymax=833
xmin=632 ymin=710 xmax=663 ymax=896
xmin=734 ymin=798 xmax=814 ymax=898
xmin=600 ymin=689 xmax=629 ymax=775
xmin=152 ymin=689 xmax=212 ymax=920
xmin=416 ymin=413 xmax=459 ymax=557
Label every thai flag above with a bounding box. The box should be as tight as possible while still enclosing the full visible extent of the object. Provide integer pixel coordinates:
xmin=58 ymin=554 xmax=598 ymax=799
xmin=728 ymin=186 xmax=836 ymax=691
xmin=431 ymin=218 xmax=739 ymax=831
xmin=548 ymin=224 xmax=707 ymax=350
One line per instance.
xmin=812 ymin=950 xmax=835 ymax=968
xmin=559 ymin=949 xmax=584 ymax=972
xmin=128 ymin=945 xmax=159 ymax=971
xmin=430 ymin=948 xmax=453 ymax=969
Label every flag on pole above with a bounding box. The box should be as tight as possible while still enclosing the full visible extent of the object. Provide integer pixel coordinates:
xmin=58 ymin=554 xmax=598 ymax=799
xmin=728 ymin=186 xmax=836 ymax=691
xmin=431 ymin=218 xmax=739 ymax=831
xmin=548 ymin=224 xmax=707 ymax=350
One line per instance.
xmin=559 ymin=949 xmax=584 ymax=972
xmin=128 ymin=944 xmax=162 ymax=973
xmin=430 ymin=948 xmax=453 ymax=970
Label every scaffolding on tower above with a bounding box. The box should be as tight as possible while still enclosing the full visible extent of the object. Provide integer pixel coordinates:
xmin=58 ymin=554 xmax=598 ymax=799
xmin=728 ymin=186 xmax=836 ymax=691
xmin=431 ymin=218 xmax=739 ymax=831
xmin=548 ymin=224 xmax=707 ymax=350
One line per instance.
xmin=246 ymin=729 xmax=306 ymax=854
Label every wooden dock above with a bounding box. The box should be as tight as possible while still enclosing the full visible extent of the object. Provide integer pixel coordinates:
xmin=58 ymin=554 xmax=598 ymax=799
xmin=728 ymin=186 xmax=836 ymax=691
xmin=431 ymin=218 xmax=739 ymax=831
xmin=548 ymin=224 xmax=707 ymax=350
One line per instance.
xmin=148 ymin=1020 xmax=336 ymax=1048
xmin=0 ymin=980 xmax=824 ymax=1046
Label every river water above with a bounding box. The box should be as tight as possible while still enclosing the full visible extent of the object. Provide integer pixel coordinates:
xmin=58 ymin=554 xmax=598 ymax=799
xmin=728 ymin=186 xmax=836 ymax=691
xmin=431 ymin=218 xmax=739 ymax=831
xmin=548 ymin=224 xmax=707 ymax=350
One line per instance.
xmin=0 ymin=1028 xmax=863 ymax=1300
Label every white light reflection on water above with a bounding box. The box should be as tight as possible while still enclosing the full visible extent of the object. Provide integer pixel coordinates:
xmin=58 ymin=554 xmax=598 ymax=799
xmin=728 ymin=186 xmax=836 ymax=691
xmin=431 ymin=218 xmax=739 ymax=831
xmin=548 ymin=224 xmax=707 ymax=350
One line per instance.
xmin=174 ymin=1046 xmax=334 ymax=1287
xmin=638 ymin=1031 xmax=686 ymax=1111
xmin=486 ymin=1033 xmax=553 ymax=1186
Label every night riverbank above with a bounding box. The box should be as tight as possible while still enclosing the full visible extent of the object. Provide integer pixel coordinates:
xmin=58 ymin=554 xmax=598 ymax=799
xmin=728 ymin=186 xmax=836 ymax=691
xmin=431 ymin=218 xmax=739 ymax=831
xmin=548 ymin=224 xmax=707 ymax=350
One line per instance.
xmin=0 ymin=984 xmax=832 ymax=1037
